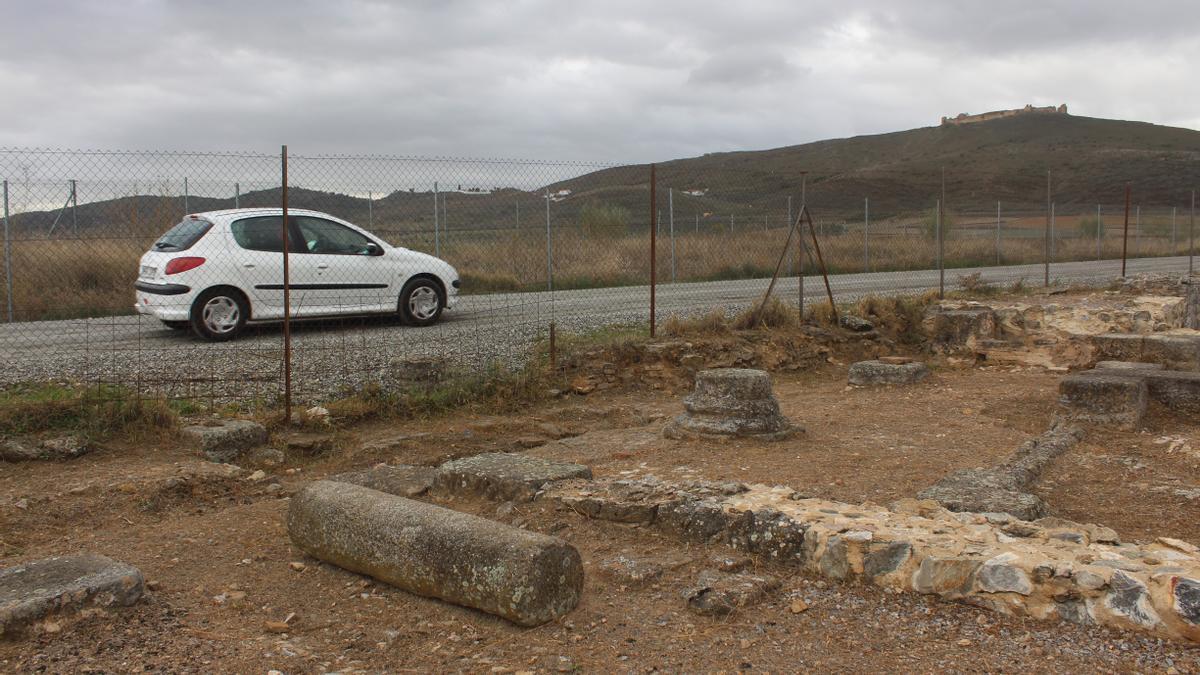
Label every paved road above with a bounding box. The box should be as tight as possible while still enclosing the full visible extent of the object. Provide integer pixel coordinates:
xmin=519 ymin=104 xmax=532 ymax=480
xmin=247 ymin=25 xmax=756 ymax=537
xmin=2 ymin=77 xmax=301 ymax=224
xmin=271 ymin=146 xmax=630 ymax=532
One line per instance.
xmin=0 ymin=255 xmax=1191 ymax=400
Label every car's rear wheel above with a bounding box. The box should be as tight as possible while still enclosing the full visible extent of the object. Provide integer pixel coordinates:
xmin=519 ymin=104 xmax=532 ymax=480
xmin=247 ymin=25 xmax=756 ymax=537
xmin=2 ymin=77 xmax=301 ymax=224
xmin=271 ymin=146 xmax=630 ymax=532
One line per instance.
xmin=191 ymin=288 xmax=248 ymax=341
xmin=399 ymin=278 xmax=444 ymax=327
xmin=161 ymin=320 xmax=189 ymax=331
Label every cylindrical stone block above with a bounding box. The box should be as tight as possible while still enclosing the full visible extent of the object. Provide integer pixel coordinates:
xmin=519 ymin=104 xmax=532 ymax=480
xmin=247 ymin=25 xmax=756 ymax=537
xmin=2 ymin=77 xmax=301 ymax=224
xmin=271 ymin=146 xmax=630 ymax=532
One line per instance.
xmin=287 ymin=481 xmax=583 ymax=626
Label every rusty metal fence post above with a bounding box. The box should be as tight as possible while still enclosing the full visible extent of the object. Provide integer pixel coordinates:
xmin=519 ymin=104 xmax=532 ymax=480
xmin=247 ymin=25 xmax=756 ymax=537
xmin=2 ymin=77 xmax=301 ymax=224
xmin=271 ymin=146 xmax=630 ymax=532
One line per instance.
xmin=1121 ymin=184 xmax=1131 ymax=278
xmin=2 ymin=179 xmax=11 ymax=322
xmin=649 ymin=163 xmax=657 ymax=337
xmin=281 ymin=145 xmax=293 ymax=421
xmin=1044 ymin=170 xmax=1051 ymax=287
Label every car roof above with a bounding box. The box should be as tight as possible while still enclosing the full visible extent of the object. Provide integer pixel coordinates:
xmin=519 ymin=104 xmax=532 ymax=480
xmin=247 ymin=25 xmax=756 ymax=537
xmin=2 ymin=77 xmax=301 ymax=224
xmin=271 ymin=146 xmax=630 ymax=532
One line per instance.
xmin=187 ymin=207 xmax=333 ymax=221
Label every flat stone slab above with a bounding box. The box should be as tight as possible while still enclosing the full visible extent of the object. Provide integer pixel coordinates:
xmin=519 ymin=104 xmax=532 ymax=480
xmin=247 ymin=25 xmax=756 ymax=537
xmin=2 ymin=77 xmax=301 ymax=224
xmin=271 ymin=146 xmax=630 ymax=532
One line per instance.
xmin=1095 ymin=361 xmax=1165 ymax=372
xmin=433 ymin=453 xmax=592 ymax=502
xmin=0 ymin=554 xmax=144 ymax=637
xmin=329 ymin=464 xmax=435 ymax=498
xmin=288 ymin=481 xmax=583 ymax=626
xmin=848 ymin=360 xmax=931 ymax=386
xmin=181 ymin=419 xmax=268 ymax=463
xmin=1059 ymin=373 xmax=1147 ymax=429
xmin=1142 ymin=370 xmax=1200 ymax=414
xmin=1093 ymin=333 xmax=1200 ymax=370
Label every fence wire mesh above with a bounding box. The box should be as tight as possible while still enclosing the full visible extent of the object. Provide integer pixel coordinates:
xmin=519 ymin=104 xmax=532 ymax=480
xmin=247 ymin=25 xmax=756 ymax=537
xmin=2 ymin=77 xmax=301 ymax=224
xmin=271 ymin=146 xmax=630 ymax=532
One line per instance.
xmin=1 ymin=147 xmax=1195 ymax=410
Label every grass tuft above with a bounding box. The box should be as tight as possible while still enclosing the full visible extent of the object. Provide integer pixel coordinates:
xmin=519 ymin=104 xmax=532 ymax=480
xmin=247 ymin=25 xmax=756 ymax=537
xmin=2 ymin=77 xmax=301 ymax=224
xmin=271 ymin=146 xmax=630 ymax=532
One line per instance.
xmin=0 ymin=382 xmax=178 ymax=438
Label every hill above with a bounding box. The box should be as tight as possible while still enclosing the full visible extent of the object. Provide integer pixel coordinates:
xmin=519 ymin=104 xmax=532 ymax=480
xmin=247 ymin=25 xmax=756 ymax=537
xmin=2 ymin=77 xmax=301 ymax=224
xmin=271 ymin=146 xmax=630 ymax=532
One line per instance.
xmin=553 ymin=113 xmax=1200 ymax=218
xmin=7 ymin=113 xmax=1200 ymax=237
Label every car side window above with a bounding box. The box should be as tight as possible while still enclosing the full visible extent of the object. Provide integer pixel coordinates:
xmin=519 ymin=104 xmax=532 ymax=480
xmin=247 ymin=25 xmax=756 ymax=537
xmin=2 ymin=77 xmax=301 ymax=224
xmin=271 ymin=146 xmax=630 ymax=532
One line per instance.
xmin=230 ymin=216 xmax=304 ymax=253
xmin=294 ymin=216 xmax=377 ymax=255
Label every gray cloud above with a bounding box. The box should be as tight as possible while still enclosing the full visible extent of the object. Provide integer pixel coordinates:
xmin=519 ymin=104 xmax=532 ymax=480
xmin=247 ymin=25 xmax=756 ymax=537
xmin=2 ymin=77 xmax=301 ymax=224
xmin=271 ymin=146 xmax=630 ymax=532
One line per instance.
xmin=0 ymin=0 xmax=1197 ymax=162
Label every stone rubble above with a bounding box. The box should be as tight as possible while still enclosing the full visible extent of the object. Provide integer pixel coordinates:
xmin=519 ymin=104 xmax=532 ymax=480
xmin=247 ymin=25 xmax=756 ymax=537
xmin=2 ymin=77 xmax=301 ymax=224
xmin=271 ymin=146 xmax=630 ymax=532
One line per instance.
xmin=683 ymin=570 xmax=781 ymax=616
xmin=918 ymin=424 xmax=1084 ymax=520
xmin=0 ymin=435 xmax=93 ymax=462
xmin=663 ymin=368 xmax=799 ymax=441
xmin=545 ymin=474 xmax=1200 ymax=644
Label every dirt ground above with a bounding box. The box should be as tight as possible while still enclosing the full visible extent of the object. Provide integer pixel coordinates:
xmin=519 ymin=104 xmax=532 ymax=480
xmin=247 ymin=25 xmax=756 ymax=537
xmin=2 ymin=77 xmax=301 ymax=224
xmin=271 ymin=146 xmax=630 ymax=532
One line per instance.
xmin=3 ymin=362 xmax=1200 ymax=672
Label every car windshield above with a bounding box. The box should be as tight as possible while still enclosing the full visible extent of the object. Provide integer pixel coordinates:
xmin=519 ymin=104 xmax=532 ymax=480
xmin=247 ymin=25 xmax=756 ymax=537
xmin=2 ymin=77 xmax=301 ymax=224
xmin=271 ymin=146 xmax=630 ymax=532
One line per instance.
xmin=153 ymin=218 xmax=212 ymax=251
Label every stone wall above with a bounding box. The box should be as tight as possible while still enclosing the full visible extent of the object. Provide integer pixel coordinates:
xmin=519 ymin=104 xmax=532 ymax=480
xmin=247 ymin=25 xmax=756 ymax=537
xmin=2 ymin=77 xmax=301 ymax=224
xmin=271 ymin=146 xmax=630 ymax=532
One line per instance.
xmin=548 ymin=476 xmax=1200 ymax=644
xmin=941 ymin=103 xmax=1068 ymax=126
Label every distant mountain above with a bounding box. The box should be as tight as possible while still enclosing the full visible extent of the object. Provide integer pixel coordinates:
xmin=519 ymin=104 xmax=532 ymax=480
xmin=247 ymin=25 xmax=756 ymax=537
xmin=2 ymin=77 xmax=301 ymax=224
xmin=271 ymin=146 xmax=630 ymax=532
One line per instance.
xmin=9 ymin=113 xmax=1200 ymax=238
xmin=551 ymin=113 xmax=1200 ymax=218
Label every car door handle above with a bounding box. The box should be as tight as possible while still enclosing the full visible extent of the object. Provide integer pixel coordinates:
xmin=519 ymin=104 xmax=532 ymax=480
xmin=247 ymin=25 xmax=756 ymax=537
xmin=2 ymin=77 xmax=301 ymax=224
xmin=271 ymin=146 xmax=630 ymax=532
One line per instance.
xmin=243 ymin=263 xmax=255 ymax=268
xmin=317 ymin=264 xmax=329 ymax=270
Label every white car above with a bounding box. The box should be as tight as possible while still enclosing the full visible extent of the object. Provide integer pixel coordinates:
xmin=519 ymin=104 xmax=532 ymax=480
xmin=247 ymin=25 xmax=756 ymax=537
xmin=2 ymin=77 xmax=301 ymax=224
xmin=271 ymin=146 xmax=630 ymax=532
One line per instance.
xmin=134 ymin=208 xmax=460 ymax=340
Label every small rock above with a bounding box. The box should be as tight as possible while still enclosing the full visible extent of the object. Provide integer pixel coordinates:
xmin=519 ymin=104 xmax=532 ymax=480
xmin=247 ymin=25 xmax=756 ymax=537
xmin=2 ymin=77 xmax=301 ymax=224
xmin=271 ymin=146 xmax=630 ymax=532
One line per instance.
xmin=789 ymin=598 xmax=809 ymax=614
xmin=957 ymin=638 xmax=972 ymax=647
xmin=289 ymin=562 xmax=306 ymax=572
xmin=264 ymin=620 xmax=290 ymax=633
xmin=247 ymin=470 xmax=267 ymax=482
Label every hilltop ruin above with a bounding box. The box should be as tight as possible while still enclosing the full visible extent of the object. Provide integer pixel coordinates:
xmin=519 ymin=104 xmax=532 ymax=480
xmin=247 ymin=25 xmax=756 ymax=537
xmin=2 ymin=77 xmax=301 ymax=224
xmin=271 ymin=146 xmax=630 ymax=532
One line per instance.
xmin=942 ymin=103 xmax=1068 ymax=126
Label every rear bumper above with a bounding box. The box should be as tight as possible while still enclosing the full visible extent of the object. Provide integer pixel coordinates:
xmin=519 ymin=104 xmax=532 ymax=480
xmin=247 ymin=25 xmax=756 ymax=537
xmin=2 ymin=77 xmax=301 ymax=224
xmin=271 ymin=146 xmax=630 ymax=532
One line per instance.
xmin=134 ymin=280 xmax=191 ymax=295
xmin=134 ymin=281 xmax=194 ymax=320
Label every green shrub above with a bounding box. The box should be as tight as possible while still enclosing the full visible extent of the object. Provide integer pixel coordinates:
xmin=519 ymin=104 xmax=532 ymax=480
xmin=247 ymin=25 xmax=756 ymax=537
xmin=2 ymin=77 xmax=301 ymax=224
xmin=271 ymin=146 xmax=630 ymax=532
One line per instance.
xmin=578 ymin=202 xmax=631 ymax=238
xmin=1079 ymin=214 xmax=1106 ymax=237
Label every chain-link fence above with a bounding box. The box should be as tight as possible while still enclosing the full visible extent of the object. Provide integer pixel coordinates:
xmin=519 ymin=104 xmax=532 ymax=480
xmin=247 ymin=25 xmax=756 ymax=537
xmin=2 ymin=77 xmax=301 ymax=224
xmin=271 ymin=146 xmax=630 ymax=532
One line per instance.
xmin=1 ymin=147 xmax=1195 ymax=410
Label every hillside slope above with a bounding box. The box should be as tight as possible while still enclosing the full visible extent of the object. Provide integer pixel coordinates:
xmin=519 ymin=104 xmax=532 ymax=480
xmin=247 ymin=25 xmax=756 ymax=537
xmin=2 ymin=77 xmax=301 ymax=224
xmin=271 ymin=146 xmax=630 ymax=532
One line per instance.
xmin=556 ymin=114 xmax=1200 ymax=216
xmin=9 ymin=113 xmax=1200 ymax=236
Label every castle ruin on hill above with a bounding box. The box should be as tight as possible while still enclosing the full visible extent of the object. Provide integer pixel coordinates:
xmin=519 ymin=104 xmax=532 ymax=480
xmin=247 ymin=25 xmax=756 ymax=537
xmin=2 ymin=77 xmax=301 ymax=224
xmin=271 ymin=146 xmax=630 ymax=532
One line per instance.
xmin=941 ymin=103 xmax=1068 ymax=126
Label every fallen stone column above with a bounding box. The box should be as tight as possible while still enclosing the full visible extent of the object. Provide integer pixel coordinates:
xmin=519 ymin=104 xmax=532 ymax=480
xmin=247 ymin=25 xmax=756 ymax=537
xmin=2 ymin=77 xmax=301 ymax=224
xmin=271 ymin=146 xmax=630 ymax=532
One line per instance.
xmin=287 ymin=480 xmax=583 ymax=627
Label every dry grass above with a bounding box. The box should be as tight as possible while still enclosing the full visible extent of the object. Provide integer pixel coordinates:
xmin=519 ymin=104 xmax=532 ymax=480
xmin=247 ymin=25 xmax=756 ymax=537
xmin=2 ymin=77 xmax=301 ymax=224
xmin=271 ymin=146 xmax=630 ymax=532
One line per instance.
xmin=1 ymin=212 xmax=1192 ymax=321
xmin=0 ymin=382 xmax=178 ymax=439
xmin=732 ymin=296 xmax=799 ymax=331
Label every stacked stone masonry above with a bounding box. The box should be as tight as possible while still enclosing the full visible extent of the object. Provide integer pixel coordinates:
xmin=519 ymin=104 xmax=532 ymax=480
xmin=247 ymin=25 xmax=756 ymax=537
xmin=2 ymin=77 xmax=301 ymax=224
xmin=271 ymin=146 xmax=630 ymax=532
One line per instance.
xmin=663 ymin=368 xmax=798 ymax=440
xmin=546 ymin=475 xmax=1200 ymax=643
xmin=1060 ymin=361 xmax=1200 ymax=428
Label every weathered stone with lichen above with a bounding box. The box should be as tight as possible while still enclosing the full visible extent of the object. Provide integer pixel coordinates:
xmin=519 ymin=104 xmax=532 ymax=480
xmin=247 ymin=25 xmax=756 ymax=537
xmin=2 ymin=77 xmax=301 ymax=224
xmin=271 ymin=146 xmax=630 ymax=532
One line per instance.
xmin=663 ymin=368 xmax=798 ymax=440
xmin=181 ymin=419 xmax=268 ymax=463
xmin=433 ymin=453 xmax=592 ymax=502
xmin=329 ymin=464 xmax=435 ymax=498
xmin=847 ymin=360 xmax=931 ymax=386
xmin=542 ymin=475 xmax=1200 ymax=644
xmin=287 ymin=480 xmax=583 ymax=627
xmin=1059 ymin=373 xmax=1147 ymax=429
xmin=918 ymin=424 xmax=1083 ymax=520
xmin=0 ymin=554 xmax=144 ymax=637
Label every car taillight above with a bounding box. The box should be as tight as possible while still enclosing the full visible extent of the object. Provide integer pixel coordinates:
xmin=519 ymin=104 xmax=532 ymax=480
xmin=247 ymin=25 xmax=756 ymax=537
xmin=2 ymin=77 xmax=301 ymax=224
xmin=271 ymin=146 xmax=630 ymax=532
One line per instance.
xmin=164 ymin=257 xmax=205 ymax=275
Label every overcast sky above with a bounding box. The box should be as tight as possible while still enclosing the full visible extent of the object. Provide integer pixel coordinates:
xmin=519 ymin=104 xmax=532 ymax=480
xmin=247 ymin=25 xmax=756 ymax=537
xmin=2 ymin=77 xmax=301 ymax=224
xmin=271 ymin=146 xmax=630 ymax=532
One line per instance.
xmin=2 ymin=0 xmax=1198 ymax=163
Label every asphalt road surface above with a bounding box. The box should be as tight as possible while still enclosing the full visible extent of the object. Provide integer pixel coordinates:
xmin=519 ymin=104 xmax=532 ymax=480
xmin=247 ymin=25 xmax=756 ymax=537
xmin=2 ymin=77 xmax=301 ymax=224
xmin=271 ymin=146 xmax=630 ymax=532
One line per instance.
xmin=0 ymin=254 xmax=1191 ymax=401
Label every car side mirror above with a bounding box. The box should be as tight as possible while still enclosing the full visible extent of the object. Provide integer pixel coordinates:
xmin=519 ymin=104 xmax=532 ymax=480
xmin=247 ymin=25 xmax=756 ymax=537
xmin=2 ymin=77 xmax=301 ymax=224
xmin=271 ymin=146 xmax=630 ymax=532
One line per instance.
xmin=365 ymin=242 xmax=382 ymax=256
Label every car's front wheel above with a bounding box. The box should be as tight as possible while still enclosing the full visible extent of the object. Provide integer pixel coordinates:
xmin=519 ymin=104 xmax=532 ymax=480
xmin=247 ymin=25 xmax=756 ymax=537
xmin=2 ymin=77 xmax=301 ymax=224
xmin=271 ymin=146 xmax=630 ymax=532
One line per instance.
xmin=399 ymin=278 xmax=444 ymax=327
xmin=190 ymin=288 xmax=248 ymax=341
